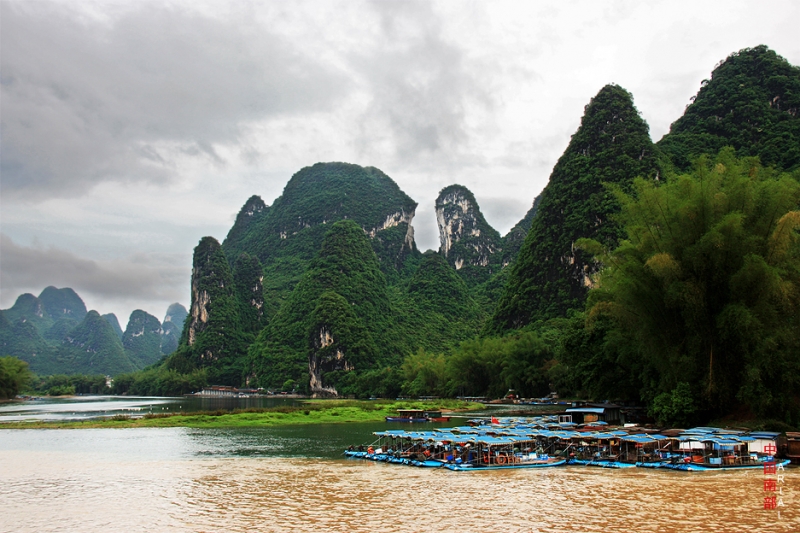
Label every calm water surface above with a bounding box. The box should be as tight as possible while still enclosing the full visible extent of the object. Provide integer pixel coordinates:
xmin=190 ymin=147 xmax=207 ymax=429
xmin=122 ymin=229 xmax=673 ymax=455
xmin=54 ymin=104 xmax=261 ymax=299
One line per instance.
xmin=0 ymin=395 xmax=305 ymax=422
xmin=1 ymin=425 xmax=797 ymax=533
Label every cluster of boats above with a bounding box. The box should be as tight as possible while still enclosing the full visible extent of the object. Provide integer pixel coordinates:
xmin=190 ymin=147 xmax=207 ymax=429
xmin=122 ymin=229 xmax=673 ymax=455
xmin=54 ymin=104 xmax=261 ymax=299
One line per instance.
xmin=344 ymin=415 xmax=791 ymax=472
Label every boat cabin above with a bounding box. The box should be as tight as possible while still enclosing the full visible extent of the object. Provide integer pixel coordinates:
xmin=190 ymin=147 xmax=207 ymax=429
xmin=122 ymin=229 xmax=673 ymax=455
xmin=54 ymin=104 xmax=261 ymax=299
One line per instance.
xmin=565 ymin=403 xmax=622 ymax=425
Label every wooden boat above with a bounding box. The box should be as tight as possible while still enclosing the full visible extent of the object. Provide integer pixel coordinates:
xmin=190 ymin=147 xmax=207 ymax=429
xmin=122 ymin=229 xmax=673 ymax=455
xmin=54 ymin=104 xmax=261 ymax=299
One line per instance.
xmin=424 ymin=410 xmax=451 ymax=422
xmin=784 ymin=432 xmax=800 ymax=465
xmin=385 ymin=409 xmax=429 ymax=422
xmin=445 ymin=457 xmax=566 ymax=471
xmin=651 ymin=428 xmax=787 ymax=471
xmin=659 ymin=458 xmax=791 ymax=471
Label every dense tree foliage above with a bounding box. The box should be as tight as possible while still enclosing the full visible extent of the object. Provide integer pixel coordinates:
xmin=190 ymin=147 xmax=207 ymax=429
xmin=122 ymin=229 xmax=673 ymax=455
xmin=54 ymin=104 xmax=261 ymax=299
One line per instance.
xmin=500 ymin=194 xmax=541 ymax=267
xmin=27 ymin=373 xmax=109 ymax=396
xmin=0 ymin=356 xmax=31 ymax=399
xmin=222 ymin=163 xmax=420 ymax=318
xmin=490 ymin=84 xmax=662 ymax=333
xmin=176 ymin=236 xmax=251 ymax=385
xmin=399 ymin=330 xmax=556 ymax=399
xmin=111 ymin=367 xmax=207 ymax=396
xmin=582 ymin=150 xmax=800 ymax=421
xmin=57 ymin=311 xmax=136 ymax=375
xmin=251 ymin=220 xmax=400 ymax=391
xmin=102 ymin=313 xmax=124 ymax=340
xmin=658 ymin=46 xmax=800 ymax=172
xmin=233 ymin=253 xmax=266 ymax=334
xmin=401 ymin=251 xmax=485 ymax=350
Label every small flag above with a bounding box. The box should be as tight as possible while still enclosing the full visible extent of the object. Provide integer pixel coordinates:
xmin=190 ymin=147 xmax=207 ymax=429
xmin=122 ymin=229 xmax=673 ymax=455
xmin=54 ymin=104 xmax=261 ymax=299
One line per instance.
xmin=491 ymin=416 xmax=499 ymax=424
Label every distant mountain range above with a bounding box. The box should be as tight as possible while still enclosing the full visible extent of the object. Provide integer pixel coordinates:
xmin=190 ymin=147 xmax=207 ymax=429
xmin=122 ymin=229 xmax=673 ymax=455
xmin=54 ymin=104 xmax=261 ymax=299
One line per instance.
xmin=3 ymin=45 xmax=797 ymax=398
xmin=0 ymin=287 xmax=187 ymax=376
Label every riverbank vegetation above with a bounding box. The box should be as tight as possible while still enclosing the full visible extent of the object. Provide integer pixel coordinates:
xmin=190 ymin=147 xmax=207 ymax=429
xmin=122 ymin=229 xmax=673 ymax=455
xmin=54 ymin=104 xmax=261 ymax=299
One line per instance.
xmin=0 ymin=399 xmax=479 ymax=429
xmin=0 ymin=356 xmax=32 ymax=399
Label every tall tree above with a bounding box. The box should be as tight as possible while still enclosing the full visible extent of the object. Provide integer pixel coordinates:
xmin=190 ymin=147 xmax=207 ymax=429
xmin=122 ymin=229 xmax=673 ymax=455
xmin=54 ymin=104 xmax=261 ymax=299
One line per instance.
xmin=582 ymin=149 xmax=800 ymax=419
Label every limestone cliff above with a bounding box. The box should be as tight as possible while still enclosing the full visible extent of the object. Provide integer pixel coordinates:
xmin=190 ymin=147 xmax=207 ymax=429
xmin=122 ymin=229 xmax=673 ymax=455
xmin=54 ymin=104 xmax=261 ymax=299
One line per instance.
xmin=306 ymin=291 xmax=374 ymax=397
xmin=435 ymin=185 xmax=502 ymax=284
xmin=186 ymin=237 xmax=246 ymax=370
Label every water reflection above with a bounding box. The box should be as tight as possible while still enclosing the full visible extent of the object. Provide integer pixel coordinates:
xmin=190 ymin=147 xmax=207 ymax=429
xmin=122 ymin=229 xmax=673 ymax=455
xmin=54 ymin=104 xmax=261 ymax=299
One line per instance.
xmin=0 ymin=395 xmax=304 ymax=422
xmin=0 ymin=427 xmax=797 ymax=532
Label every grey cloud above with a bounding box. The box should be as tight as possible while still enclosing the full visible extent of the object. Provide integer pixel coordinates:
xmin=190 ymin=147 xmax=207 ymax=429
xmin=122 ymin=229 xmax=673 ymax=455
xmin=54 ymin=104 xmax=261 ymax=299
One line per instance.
xmin=0 ymin=2 xmax=350 ymax=200
xmin=353 ymin=1 xmax=496 ymax=163
xmin=479 ymin=196 xmax=534 ymax=235
xmin=0 ymin=233 xmax=186 ymax=306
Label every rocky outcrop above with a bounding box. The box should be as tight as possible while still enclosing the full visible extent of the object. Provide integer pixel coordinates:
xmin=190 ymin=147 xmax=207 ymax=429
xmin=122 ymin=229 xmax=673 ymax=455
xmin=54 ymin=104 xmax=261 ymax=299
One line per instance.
xmin=435 ymin=185 xmax=502 ymax=283
xmin=186 ymin=237 xmax=245 ymax=365
xmin=308 ymin=323 xmax=354 ymax=397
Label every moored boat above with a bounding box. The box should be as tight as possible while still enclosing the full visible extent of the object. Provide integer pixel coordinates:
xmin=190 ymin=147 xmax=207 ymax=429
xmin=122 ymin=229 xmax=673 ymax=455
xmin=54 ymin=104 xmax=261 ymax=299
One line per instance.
xmin=385 ymin=409 xmax=429 ymax=422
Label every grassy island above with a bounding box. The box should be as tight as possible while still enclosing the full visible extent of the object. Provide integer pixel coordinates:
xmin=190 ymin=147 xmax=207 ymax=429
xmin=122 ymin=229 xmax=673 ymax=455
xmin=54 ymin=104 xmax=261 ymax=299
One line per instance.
xmin=0 ymin=399 xmax=481 ymax=429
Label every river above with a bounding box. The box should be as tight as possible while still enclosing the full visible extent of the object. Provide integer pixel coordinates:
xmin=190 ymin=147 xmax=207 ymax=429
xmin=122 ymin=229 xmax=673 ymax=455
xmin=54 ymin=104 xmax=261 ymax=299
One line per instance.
xmin=0 ymin=398 xmax=797 ymax=532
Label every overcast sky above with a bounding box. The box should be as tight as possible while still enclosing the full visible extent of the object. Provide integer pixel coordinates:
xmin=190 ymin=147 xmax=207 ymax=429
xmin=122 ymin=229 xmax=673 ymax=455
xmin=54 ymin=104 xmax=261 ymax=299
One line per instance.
xmin=2 ymin=0 xmax=799 ymax=325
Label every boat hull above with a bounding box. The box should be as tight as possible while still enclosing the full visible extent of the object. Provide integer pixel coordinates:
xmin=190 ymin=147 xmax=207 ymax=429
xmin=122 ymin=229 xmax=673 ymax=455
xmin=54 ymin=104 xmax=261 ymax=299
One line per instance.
xmin=445 ymin=459 xmax=566 ymax=471
xmin=658 ymin=459 xmax=791 ymax=472
xmin=568 ymin=458 xmax=636 ymax=469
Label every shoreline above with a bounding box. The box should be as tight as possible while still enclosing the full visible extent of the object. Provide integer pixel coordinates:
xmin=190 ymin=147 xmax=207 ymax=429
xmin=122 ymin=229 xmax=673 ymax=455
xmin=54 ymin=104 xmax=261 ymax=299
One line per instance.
xmin=0 ymin=399 xmax=481 ymax=430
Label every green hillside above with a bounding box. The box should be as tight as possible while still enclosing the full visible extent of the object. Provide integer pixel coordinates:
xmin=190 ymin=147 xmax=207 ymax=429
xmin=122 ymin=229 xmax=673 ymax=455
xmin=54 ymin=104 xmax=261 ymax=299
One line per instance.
xmin=250 ymin=220 xmax=399 ymax=392
xmin=222 ymin=163 xmax=419 ymax=312
xmin=55 ymin=311 xmax=135 ymax=375
xmin=490 ymin=84 xmax=661 ymax=332
xmin=658 ymin=45 xmax=800 ymax=172
xmin=122 ymin=310 xmax=164 ymax=368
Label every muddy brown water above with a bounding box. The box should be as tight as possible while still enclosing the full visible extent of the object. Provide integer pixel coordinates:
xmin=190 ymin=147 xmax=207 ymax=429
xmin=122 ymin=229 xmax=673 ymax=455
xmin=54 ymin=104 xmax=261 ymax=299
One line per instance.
xmin=1 ymin=427 xmax=797 ymax=532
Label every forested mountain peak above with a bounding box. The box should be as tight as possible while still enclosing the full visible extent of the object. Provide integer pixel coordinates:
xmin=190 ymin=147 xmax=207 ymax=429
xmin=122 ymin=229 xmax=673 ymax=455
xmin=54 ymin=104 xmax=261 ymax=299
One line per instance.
xmin=38 ymin=286 xmax=87 ymax=322
xmin=5 ymin=286 xmax=86 ymax=328
xmin=160 ymin=303 xmax=188 ymax=356
xmin=490 ymin=84 xmax=660 ymax=332
xmin=122 ymin=310 xmax=163 ymax=368
xmin=220 ymin=162 xmax=421 ymax=317
xmin=163 ymin=303 xmax=188 ymax=325
xmin=185 ymin=237 xmax=245 ymax=369
xmin=223 ymin=162 xmax=418 ymax=262
xmin=435 ymin=184 xmax=502 ymax=284
xmin=658 ymin=45 xmax=800 ymax=171
xmin=61 ymin=310 xmax=135 ymax=375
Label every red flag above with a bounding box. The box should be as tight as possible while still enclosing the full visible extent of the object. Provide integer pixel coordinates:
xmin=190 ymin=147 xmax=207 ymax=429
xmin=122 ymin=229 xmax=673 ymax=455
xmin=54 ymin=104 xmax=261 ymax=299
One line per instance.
xmin=491 ymin=416 xmax=499 ymax=424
